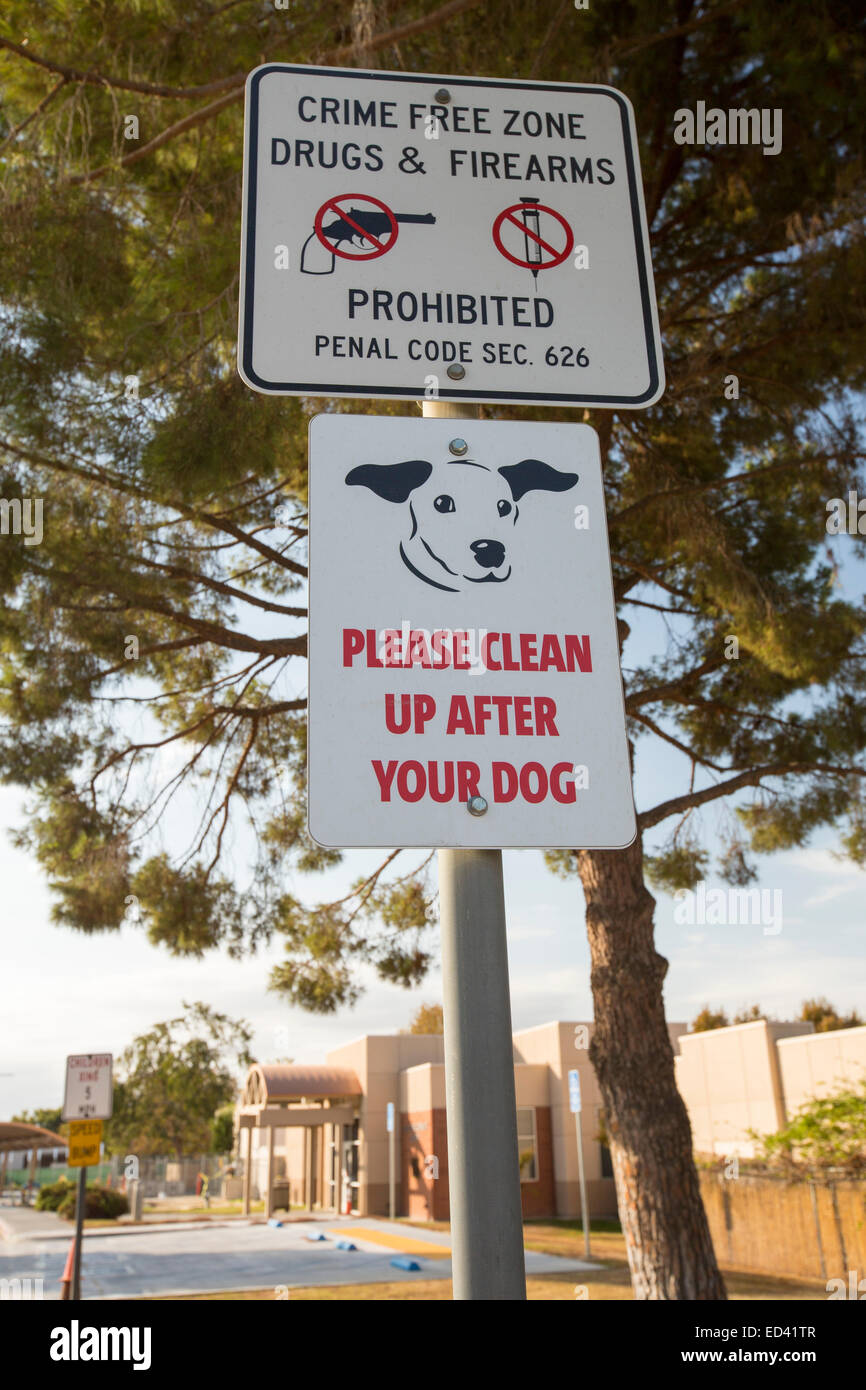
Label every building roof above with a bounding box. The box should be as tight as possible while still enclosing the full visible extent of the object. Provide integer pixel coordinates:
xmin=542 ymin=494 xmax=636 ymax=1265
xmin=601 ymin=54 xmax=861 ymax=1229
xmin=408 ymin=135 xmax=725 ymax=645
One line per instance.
xmin=0 ymin=1121 xmax=67 ymax=1153
xmin=241 ymin=1064 xmax=362 ymax=1106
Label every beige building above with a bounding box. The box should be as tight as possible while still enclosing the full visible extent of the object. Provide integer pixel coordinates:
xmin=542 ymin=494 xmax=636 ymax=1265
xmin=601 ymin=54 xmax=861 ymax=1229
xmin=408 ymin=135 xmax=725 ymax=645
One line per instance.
xmin=777 ymin=1024 xmax=866 ymax=1115
xmin=674 ymin=1019 xmax=866 ymax=1158
xmin=235 ymin=1018 xmax=866 ymax=1219
xmin=675 ymin=1019 xmax=811 ymax=1157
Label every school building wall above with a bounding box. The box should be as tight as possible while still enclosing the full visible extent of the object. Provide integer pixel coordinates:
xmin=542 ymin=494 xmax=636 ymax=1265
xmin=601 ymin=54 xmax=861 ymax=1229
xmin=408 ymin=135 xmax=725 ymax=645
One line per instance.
xmin=777 ymin=1025 xmax=866 ymax=1116
xmin=243 ymin=1017 xmax=866 ymax=1220
xmin=327 ymin=1032 xmax=445 ymax=1216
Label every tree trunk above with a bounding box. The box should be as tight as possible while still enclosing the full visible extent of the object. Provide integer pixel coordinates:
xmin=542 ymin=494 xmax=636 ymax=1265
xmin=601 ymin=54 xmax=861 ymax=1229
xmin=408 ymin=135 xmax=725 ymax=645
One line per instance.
xmin=576 ymin=836 xmax=726 ymax=1299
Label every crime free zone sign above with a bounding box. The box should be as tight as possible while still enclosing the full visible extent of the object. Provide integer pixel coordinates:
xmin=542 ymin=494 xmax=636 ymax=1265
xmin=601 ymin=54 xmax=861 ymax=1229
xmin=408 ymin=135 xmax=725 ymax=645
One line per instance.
xmin=238 ymin=64 xmax=663 ymax=407
xmin=307 ymin=415 xmax=635 ymax=848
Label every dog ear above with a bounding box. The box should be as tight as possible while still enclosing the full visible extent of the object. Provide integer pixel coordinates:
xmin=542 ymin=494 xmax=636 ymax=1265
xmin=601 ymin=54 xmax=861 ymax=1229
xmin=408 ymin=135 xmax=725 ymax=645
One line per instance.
xmin=345 ymin=460 xmax=432 ymax=502
xmin=498 ymin=459 xmax=578 ymax=502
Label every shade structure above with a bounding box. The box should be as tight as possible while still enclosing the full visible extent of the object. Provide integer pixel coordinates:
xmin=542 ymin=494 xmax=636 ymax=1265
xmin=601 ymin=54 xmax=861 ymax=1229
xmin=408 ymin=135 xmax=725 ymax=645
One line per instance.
xmin=241 ymin=1064 xmax=362 ymax=1107
xmin=0 ymin=1121 xmax=67 ymax=1153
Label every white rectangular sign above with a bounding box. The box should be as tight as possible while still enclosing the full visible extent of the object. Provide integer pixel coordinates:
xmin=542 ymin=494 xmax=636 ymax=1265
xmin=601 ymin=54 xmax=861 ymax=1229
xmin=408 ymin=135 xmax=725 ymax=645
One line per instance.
xmin=568 ymin=1069 xmax=582 ymax=1114
xmin=307 ymin=415 xmax=636 ymax=849
xmin=239 ymin=64 xmax=663 ymax=408
xmin=62 ymin=1053 xmax=113 ymax=1121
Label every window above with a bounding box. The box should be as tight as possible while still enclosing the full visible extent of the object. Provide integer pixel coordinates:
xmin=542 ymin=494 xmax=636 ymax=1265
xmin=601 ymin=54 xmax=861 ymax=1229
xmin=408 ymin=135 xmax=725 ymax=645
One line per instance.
xmin=517 ymin=1107 xmax=537 ymax=1182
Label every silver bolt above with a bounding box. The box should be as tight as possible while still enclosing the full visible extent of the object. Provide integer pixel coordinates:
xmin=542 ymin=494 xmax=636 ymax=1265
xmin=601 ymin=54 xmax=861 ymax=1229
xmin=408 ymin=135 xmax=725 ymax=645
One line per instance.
xmin=449 ymin=438 xmax=468 ymax=456
xmin=434 ymin=88 xmax=451 ymax=104
xmin=467 ymin=795 xmax=488 ymax=816
xmin=446 ymin=363 xmax=466 ymax=380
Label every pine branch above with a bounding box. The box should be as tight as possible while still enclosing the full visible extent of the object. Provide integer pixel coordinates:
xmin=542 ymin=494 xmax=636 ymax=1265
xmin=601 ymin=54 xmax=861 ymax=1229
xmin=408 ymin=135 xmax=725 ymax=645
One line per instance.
xmin=611 ymin=0 xmax=748 ymax=59
xmin=0 ymin=35 xmax=248 ymax=98
xmin=321 ymin=0 xmax=486 ymax=63
xmin=626 ymin=656 xmax=727 ymax=711
xmin=630 ymin=711 xmax=727 ymax=773
xmin=640 ymin=761 xmax=866 ymax=831
xmin=0 ymin=76 xmax=68 ymax=151
xmin=610 ymin=455 xmax=840 ymax=529
xmin=65 ymin=86 xmax=244 ymax=187
xmin=1 ymin=435 xmax=308 ymax=579
xmin=121 ymin=553 xmax=307 ymax=619
xmin=43 ymin=0 xmax=487 ymax=188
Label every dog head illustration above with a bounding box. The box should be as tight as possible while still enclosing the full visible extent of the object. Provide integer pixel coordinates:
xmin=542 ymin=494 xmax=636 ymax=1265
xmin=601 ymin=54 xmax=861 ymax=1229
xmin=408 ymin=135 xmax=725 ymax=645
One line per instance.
xmin=345 ymin=456 xmax=578 ymax=593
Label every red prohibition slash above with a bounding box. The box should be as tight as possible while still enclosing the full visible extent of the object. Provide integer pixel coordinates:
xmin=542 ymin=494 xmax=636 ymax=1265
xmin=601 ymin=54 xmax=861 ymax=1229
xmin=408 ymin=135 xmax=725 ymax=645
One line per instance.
xmin=313 ymin=193 xmax=399 ymax=261
xmin=492 ymin=201 xmax=574 ymax=271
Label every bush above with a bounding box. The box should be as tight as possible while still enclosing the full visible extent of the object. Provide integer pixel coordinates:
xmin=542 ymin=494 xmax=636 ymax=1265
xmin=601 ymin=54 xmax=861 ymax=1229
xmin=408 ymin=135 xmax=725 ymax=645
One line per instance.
xmin=36 ymin=1178 xmax=73 ymax=1211
xmin=56 ymin=1185 xmax=129 ymax=1221
xmin=751 ymin=1080 xmax=866 ymax=1176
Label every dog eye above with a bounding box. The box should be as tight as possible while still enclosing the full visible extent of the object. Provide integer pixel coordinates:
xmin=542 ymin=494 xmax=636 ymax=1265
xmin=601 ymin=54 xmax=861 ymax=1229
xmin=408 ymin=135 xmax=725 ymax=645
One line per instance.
xmin=434 ymin=495 xmax=455 ymax=513
xmin=497 ymin=499 xmax=513 ymax=517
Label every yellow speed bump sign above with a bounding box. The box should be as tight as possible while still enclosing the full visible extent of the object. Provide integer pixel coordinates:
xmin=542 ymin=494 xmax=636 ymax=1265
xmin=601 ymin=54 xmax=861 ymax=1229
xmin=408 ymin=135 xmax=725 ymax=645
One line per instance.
xmin=67 ymin=1118 xmax=102 ymax=1167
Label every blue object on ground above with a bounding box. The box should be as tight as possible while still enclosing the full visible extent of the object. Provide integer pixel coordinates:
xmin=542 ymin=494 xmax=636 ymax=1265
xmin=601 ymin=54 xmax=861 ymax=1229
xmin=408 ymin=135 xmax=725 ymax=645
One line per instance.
xmin=267 ymin=1218 xmax=284 ymax=1228
xmin=304 ymin=1232 xmax=328 ymax=1241
xmin=390 ymin=1256 xmax=422 ymax=1271
xmin=336 ymin=1240 xmax=357 ymax=1251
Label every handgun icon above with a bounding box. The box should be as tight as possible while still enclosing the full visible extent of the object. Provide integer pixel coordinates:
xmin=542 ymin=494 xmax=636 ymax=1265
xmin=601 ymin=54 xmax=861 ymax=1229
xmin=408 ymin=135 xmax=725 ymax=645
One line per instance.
xmin=301 ymin=207 xmax=436 ymax=274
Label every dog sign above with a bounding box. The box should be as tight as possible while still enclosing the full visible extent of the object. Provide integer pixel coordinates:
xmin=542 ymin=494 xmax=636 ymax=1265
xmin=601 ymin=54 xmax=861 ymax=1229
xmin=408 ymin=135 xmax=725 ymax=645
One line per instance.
xmin=239 ymin=64 xmax=663 ymax=408
xmin=307 ymin=415 xmax=635 ymax=848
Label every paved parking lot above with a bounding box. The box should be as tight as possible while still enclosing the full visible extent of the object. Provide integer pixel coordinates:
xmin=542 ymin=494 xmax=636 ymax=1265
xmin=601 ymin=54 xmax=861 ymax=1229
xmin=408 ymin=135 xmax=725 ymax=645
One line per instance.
xmin=0 ymin=1212 xmax=594 ymax=1299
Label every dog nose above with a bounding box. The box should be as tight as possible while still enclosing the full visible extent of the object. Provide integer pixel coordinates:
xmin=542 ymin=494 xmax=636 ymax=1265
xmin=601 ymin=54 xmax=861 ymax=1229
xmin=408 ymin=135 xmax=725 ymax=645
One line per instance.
xmin=470 ymin=539 xmax=506 ymax=569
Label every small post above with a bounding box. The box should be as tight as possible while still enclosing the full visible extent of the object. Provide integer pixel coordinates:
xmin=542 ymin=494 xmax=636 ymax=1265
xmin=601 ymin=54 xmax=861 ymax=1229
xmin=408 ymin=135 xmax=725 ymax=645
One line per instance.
xmin=59 ymin=1238 xmax=75 ymax=1300
xmin=568 ymin=1068 xmax=590 ymax=1258
xmin=71 ymin=1165 xmax=86 ymax=1299
xmin=306 ymin=1127 xmax=314 ymax=1212
xmin=242 ymin=1124 xmax=252 ymax=1216
xmin=424 ymin=395 xmax=527 ymax=1302
xmin=265 ymin=1125 xmax=275 ymax=1219
xmin=387 ymin=1101 xmax=396 ymax=1219
xmin=575 ymin=1114 xmax=591 ymax=1259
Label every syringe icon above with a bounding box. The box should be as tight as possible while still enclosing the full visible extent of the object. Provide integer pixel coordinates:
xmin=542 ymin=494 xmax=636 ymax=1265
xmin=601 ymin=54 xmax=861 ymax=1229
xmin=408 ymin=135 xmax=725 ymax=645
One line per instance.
xmin=520 ymin=196 xmax=543 ymax=282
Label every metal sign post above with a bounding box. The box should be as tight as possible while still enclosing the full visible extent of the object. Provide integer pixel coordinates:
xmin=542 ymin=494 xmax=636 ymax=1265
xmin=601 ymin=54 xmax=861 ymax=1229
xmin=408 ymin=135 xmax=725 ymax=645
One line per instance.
xmin=386 ymin=1101 xmax=396 ymax=1219
xmin=425 ymin=397 xmax=526 ymax=1300
xmin=71 ymin=1166 xmax=87 ymax=1300
xmin=62 ymin=1056 xmax=112 ymax=1301
xmin=67 ymin=1120 xmax=104 ymax=1299
xmin=568 ymin=1068 xmax=590 ymax=1258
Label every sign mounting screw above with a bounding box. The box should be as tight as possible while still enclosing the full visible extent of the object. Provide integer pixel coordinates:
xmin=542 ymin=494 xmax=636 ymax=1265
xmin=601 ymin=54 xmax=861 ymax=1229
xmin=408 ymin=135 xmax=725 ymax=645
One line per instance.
xmin=434 ymin=88 xmax=451 ymax=103
xmin=467 ymin=795 xmax=488 ymax=816
xmin=449 ymin=438 xmax=469 ymax=456
xmin=447 ymin=363 xmax=466 ymax=380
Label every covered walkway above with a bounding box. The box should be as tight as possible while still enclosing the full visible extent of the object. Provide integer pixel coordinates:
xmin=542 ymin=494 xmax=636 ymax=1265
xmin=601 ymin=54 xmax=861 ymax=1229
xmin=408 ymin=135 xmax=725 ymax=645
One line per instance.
xmin=237 ymin=1064 xmax=362 ymax=1218
xmin=0 ymin=1121 xmax=67 ymax=1205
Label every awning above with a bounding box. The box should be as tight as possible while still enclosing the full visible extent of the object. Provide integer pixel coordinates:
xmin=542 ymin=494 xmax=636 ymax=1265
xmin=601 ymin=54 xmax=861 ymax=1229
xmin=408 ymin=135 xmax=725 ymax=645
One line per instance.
xmin=0 ymin=1122 xmax=67 ymax=1153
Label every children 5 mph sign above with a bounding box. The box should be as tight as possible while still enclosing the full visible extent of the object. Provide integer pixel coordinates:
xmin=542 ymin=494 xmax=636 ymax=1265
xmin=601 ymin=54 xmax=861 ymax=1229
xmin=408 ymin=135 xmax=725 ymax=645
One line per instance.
xmin=239 ymin=64 xmax=663 ymax=408
xmin=307 ymin=416 xmax=636 ymax=849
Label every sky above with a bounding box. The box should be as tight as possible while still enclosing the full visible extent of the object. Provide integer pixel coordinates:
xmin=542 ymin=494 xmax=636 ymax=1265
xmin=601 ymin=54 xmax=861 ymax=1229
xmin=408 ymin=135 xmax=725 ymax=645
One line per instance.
xmin=2 ymin=522 xmax=864 ymax=1116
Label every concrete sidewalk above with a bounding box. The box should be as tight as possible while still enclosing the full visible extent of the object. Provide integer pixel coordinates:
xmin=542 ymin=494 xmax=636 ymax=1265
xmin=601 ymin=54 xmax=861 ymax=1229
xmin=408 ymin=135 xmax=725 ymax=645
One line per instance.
xmin=0 ymin=1204 xmax=70 ymax=1243
xmin=0 ymin=1212 xmax=597 ymax=1299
